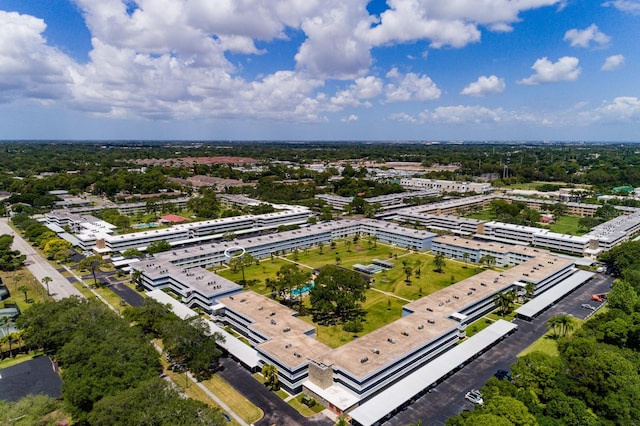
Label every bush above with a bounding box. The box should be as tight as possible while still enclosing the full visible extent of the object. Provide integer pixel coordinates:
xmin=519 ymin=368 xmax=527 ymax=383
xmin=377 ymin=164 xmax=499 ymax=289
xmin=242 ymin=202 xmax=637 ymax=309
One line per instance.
xmin=343 ymin=319 xmax=363 ymax=333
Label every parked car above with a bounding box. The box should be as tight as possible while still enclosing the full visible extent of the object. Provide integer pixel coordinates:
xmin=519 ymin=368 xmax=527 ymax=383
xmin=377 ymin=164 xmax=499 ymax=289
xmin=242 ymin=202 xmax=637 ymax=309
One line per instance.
xmin=494 ymin=369 xmax=513 ymax=382
xmin=581 ymin=303 xmax=596 ymax=310
xmin=465 ymin=389 xmax=484 ymax=405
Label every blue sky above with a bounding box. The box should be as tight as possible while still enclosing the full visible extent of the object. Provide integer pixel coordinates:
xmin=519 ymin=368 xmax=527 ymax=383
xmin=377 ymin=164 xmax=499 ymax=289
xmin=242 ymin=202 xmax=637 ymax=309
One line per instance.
xmin=0 ymin=0 xmax=639 ymax=141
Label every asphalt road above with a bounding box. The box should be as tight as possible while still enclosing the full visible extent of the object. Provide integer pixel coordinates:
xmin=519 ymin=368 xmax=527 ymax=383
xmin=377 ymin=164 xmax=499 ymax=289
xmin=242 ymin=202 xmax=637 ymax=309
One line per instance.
xmin=0 ymin=218 xmax=84 ymax=301
xmin=388 ymin=272 xmax=614 ymax=426
xmin=217 ymin=357 xmax=333 ymax=426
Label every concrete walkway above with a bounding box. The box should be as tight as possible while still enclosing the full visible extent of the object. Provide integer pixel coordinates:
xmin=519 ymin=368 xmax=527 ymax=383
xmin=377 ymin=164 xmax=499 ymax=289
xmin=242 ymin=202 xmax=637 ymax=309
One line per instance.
xmin=0 ymin=218 xmax=83 ymax=301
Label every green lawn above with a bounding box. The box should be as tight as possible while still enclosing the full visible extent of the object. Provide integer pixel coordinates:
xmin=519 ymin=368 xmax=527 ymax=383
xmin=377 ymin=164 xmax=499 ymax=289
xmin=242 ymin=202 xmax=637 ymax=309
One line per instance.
xmin=216 ymin=240 xmax=480 ymax=348
xmin=297 ymin=289 xmax=406 ymax=348
xmin=464 ymin=317 xmax=495 ymax=338
xmin=465 ymin=209 xmax=495 ymax=221
xmin=201 ymin=375 xmax=263 ymax=424
xmin=548 ymin=215 xmax=587 ymax=235
xmin=288 ymin=394 xmax=325 ymax=416
xmin=519 ymin=334 xmax=559 ymax=357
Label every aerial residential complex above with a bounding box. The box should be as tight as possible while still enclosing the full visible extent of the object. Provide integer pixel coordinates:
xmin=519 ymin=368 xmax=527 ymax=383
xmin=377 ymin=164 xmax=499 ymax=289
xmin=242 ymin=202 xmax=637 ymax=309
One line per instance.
xmin=36 ymin=178 xmax=640 ymax=424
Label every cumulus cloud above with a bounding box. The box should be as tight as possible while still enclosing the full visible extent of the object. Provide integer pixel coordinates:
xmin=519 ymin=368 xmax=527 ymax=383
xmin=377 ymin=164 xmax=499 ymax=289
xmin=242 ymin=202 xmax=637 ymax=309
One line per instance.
xmin=517 ymin=56 xmax=581 ymax=85
xmin=419 ymin=105 xmax=506 ymax=124
xmin=461 ymin=75 xmax=505 ymax=97
xmin=0 ymin=0 xmax=586 ymax=127
xmin=366 ymin=0 xmax=561 ymax=48
xmin=384 ymin=68 xmax=441 ymax=103
xmin=341 ymin=114 xmax=358 ymax=122
xmin=388 ymin=112 xmax=417 ymax=123
xmin=602 ymin=54 xmax=625 ymax=70
xmin=597 ymin=96 xmax=640 ymax=120
xmin=564 ymin=24 xmax=610 ymax=48
xmin=331 ymin=76 xmax=383 ymax=107
xmin=0 ymin=11 xmax=76 ymax=103
xmin=295 ymin=2 xmax=375 ymax=79
xmin=602 ymin=0 xmax=640 ymax=14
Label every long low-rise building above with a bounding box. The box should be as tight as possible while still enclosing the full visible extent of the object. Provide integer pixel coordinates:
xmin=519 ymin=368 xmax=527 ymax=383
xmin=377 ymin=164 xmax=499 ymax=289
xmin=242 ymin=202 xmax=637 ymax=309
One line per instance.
xmin=400 ymin=178 xmax=492 ymax=194
xmin=134 ymin=219 xmax=436 ymax=312
xmin=215 ymin=237 xmax=579 ymax=417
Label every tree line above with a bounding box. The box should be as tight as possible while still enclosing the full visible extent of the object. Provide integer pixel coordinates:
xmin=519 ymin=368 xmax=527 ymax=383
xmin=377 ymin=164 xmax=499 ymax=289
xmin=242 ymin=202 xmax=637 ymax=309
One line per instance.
xmin=16 ymin=297 xmax=226 ymax=425
xmin=447 ymin=239 xmax=640 ymax=426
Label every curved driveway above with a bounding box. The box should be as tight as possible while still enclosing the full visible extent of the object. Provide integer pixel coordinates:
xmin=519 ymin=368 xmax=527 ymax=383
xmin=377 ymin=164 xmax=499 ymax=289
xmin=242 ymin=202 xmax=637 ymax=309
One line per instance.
xmin=0 ymin=218 xmax=83 ymax=300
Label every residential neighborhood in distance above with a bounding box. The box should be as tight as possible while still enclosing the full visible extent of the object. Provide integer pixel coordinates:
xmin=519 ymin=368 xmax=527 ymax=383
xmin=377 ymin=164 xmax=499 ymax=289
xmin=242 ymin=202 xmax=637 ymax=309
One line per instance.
xmin=1 ymin=141 xmax=640 ymax=425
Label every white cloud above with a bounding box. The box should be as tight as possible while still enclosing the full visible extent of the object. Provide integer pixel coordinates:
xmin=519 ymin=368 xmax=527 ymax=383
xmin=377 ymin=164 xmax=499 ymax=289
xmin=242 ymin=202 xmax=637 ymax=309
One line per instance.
xmin=602 ymin=0 xmax=640 ymax=14
xmin=461 ymin=75 xmax=505 ymax=97
xmin=330 ymin=76 xmax=383 ymax=107
xmin=384 ymin=68 xmax=441 ymax=103
xmin=602 ymin=54 xmax=625 ymax=71
xmin=419 ymin=105 xmax=506 ymax=124
xmin=517 ymin=56 xmax=581 ymax=85
xmin=295 ymin=2 xmax=375 ymax=79
xmin=564 ymin=24 xmax=610 ymax=48
xmin=0 ymin=11 xmax=76 ymax=103
xmin=341 ymin=114 xmax=358 ymax=122
xmin=366 ymin=0 xmax=561 ymax=48
xmin=388 ymin=112 xmax=417 ymax=123
xmin=597 ymin=96 xmax=640 ymax=120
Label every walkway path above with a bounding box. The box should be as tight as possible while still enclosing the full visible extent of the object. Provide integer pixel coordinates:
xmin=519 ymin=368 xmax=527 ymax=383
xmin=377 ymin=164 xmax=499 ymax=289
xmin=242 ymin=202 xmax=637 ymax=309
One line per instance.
xmin=0 ymin=218 xmax=83 ymax=301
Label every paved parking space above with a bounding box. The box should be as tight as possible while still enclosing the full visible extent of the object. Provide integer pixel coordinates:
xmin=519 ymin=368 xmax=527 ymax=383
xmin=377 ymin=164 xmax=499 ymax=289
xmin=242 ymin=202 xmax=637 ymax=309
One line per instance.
xmin=387 ymin=272 xmax=614 ymax=426
xmin=217 ymin=358 xmax=333 ymax=426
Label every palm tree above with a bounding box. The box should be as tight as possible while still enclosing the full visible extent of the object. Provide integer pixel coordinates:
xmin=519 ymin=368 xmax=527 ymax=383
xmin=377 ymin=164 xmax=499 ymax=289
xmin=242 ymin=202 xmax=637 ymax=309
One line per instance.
xmin=462 ymin=252 xmax=470 ymax=268
xmin=262 ymin=364 xmax=279 ymax=391
xmin=524 ymin=282 xmax=536 ymax=300
xmin=433 ymin=253 xmax=446 ymax=273
xmin=41 ymin=276 xmax=52 ymax=296
xmin=1 ymin=317 xmax=14 ymax=358
xmin=317 ymin=241 xmax=324 ymax=255
xmin=548 ymin=314 xmax=575 ymax=337
xmin=546 ymin=315 xmax=564 ymax=337
xmin=345 ymin=240 xmax=352 ymax=252
xmin=404 ymin=265 xmax=413 ymax=284
xmin=494 ymin=290 xmax=516 ymax=316
xmin=18 ymin=285 xmax=29 ymax=303
xmin=480 ymin=254 xmax=496 ymax=269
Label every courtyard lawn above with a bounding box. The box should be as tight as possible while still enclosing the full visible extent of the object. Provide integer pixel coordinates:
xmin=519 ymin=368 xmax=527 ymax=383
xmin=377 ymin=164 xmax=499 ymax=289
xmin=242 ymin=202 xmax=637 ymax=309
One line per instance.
xmin=548 ymin=215 xmax=587 ymax=236
xmin=288 ymin=240 xmax=407 ymax=270
xmin=465 ymin=209 xmax=495 ymax=221
xmin=214 ymin=258 xmax=293 ymax=296
xmin=372 ymin=253 xmax=478 ymax=300
xmin=298 ymin=289 xmax=407 ymax=348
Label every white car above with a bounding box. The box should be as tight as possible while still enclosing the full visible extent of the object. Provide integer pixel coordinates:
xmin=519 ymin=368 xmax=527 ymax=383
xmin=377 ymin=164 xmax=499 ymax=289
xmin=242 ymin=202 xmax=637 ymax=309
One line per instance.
xmin=465 ymin=389 xmax=484 ymax=405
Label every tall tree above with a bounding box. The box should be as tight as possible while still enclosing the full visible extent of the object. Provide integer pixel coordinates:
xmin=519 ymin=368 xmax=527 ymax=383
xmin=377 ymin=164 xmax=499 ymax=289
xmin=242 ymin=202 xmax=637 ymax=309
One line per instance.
xmin=433 ymin=253 xmax=446 ymax=273
xmin=262 ymin=364 xmax=279 ymax=391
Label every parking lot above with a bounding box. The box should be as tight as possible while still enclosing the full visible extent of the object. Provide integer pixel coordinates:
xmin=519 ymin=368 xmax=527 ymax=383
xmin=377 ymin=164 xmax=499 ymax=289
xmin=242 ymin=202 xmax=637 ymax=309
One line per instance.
xmin=386 ymin=272 xmax=614 ymax=426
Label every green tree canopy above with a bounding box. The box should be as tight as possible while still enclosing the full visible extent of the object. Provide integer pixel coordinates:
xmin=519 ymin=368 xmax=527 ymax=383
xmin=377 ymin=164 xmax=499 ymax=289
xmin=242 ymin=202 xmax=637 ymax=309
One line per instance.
xmin=309 ymin=265 xmax=368 ymax=325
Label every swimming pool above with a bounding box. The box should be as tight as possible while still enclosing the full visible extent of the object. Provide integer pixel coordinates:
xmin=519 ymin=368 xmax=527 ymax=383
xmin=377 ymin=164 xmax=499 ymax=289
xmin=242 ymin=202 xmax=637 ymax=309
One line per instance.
xmin=291 ymin=281 xmax=315 ymax=297
xmin=132 ymin=222 xmax=159 ymax=229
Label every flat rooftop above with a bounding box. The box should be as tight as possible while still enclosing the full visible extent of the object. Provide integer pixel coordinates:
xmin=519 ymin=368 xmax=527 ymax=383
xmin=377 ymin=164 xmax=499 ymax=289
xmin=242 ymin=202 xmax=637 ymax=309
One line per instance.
xmin=138 ymin=260 xmax=241 ymax=299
